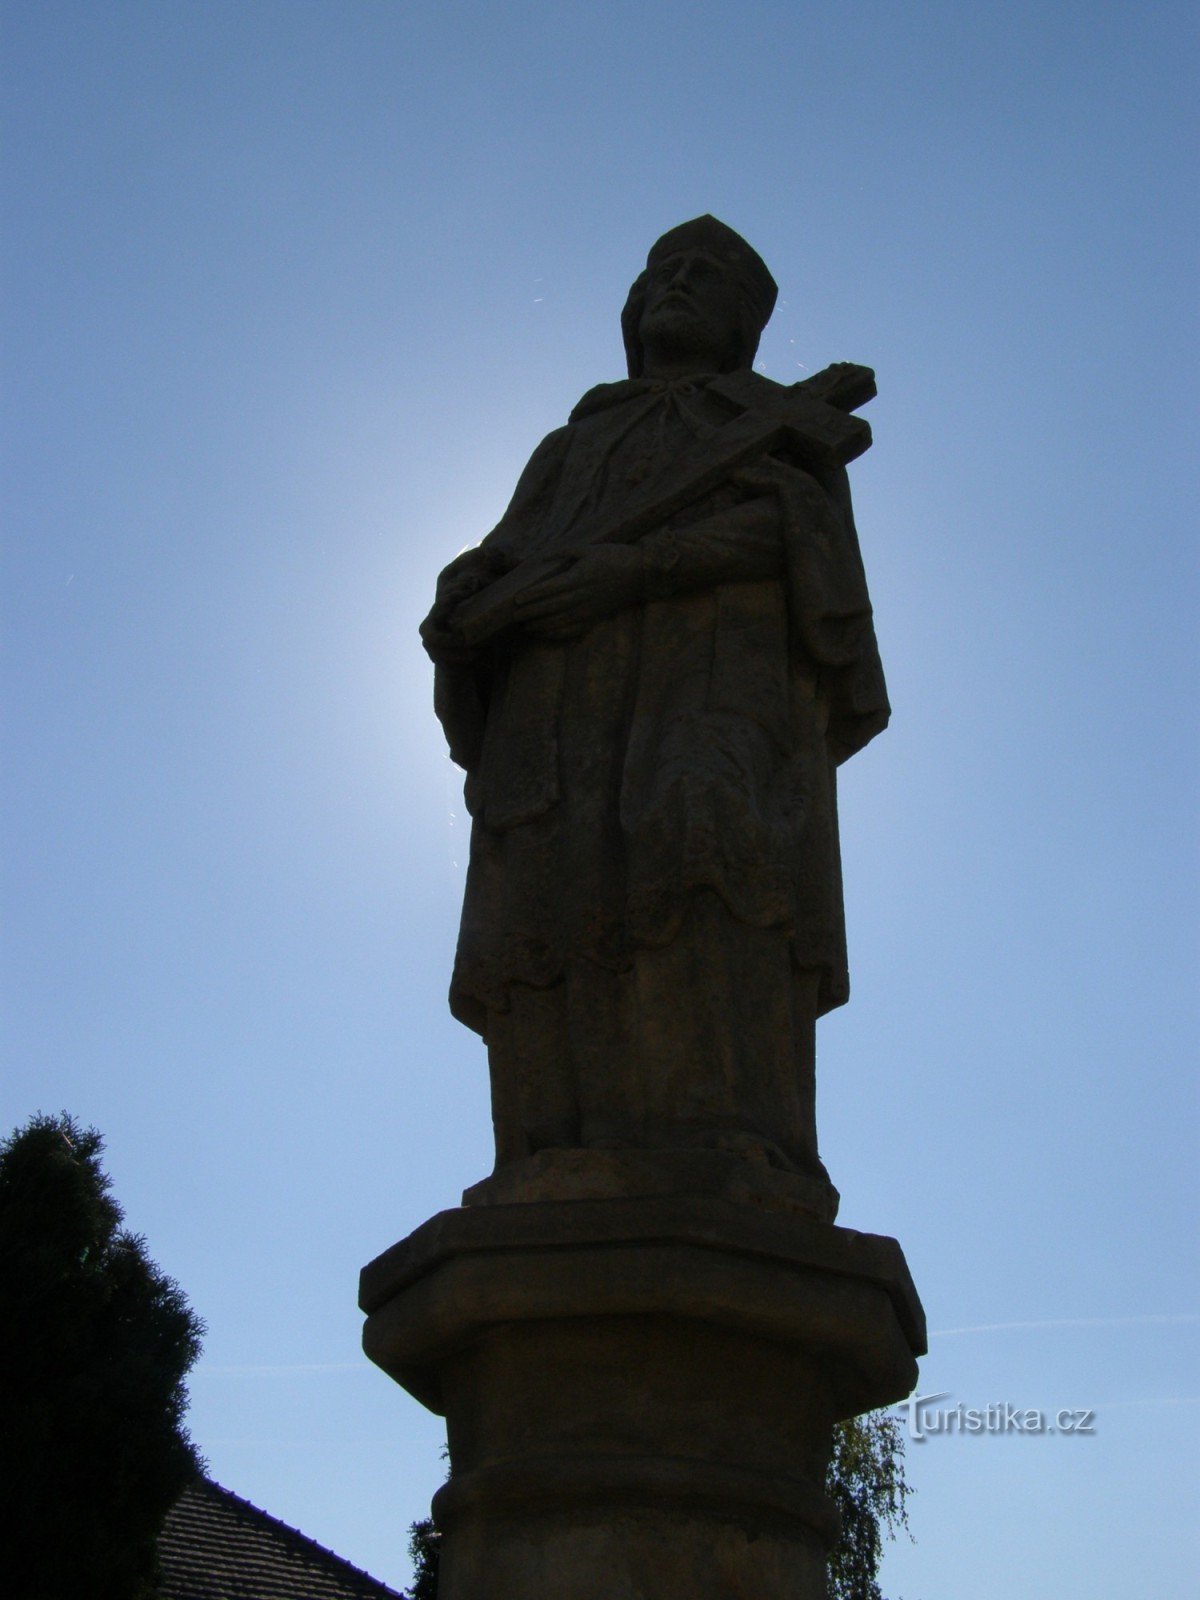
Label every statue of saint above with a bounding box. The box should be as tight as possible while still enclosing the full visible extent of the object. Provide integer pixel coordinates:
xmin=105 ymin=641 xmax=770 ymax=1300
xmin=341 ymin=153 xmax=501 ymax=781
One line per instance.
xmin=421 ymin=217 xmax=887 ymax=1212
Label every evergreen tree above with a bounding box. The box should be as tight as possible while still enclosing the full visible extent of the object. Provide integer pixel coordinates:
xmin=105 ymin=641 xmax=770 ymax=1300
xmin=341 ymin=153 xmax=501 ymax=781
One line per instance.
xmin=0 ymin=1112 xmax=204 ymax=1600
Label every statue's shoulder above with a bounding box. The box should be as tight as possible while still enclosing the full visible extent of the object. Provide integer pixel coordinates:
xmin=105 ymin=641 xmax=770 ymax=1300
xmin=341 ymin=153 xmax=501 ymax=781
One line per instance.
xmin=524 ymin=422 xmax=572 ymax=461
xmin=567 ymin=379 xmax=652 ymax=424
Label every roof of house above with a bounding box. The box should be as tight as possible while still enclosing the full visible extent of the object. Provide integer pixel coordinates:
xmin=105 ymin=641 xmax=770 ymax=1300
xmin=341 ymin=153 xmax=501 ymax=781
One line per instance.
xmin=157 ymin=1476 xmax=404 ymax=1600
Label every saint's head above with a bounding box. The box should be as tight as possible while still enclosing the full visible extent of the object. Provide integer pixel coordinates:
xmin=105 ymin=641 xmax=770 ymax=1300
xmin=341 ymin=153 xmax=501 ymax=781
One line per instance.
xmin=622 ymin=216 xmax=778 ymax=380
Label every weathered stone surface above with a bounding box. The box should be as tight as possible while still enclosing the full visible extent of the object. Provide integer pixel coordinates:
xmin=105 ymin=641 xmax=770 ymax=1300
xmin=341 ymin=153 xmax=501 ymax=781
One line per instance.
xmin=360 ymin=1196 xmax=925 ymax=1377
xmin=421 ymin=215 xmax=888 ymax=1194
xmin=460 ymin=1144 xmax=841 ymax=1223
xmin=366 ymin=219 xmax=923 ymax=1598
xmin=361 ymin=1199 xmax=923 ymax=1599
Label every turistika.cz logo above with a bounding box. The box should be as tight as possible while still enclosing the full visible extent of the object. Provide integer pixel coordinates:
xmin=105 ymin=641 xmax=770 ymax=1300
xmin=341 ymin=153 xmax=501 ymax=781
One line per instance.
xmin=896 ymin=1393 xmax=1097 ymax=1442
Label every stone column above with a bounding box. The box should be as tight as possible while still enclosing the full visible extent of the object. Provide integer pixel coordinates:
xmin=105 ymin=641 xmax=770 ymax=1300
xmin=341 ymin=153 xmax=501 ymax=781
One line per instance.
xmin=361 ymin=1157 xmax=924 ymax=1600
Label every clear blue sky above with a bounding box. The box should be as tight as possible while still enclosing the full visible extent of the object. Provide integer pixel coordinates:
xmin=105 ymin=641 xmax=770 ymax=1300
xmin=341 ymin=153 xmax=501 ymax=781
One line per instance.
xmin=3 ymin=2 xmax=1196 ymax=1593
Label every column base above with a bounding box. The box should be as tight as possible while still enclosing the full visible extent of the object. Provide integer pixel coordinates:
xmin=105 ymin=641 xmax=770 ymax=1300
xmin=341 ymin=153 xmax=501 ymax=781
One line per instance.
xmin=361 ymin=1196 xmax=924 ymax=1600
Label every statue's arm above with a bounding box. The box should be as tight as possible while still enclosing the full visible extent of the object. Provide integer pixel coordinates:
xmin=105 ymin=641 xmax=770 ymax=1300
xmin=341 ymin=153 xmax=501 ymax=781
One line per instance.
xmin=639 ymin=495 xmax=782 ymax=597
xmin=512 ymin=457 xmax=851 ymax=636
xmin=420 ymin=426 xmax=571 ymax=665
xmin=778 ymin=458 xmax=890 ymax=762
xmin=420 ymin=425 xmax=572 ymax=773
xmin=510 ymin=494 xmax=782 ymax=638
xmin=421 ymin=545 xmax=508 ymax=665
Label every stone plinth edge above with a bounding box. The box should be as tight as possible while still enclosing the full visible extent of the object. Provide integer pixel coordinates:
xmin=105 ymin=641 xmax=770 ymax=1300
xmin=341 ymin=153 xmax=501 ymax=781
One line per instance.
xmin=461 ymin=1146 xmax=841 ymax=1223
xmin=360 ymin=1195 xmax=924 ymax=1421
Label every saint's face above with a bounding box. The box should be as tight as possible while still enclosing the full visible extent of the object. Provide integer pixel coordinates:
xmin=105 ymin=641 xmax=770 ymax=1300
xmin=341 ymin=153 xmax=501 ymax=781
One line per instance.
xmin=638 ymin=248 xmax=745 ymax=372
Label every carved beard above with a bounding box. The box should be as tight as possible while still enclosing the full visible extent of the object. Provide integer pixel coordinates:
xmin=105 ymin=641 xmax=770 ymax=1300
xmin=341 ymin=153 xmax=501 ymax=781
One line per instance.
xmin=638 ymin=301 xmax=740 ymax=373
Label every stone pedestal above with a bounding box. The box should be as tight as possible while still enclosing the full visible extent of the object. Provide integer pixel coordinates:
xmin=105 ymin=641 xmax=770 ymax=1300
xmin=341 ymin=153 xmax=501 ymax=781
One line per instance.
xmin=360 ymin=1185 xmax=924 ymax=1599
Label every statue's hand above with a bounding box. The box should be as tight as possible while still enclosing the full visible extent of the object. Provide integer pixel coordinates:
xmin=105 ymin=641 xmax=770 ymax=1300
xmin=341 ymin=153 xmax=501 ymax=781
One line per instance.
xmin=514 ymin=545 xmax=645 ymax=639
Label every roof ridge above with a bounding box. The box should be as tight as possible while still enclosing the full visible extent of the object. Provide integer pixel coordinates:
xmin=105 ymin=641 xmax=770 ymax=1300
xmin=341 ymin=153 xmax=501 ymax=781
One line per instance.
xmin=177 ymin=1476 xmax=403 ymax=1597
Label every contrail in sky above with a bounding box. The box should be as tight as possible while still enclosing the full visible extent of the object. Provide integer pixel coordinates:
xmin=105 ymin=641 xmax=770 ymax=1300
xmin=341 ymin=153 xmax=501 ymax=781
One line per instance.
xmin=196 ymin=1314 xmax=1200 ymax=1373
xmin=930 ymin=1312 xmax=1197 ymax=1338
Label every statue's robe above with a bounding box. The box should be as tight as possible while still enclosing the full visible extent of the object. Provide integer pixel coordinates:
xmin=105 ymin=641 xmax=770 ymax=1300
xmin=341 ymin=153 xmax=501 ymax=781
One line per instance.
xmin=429 ymin=371 xmax=888 ymax=1173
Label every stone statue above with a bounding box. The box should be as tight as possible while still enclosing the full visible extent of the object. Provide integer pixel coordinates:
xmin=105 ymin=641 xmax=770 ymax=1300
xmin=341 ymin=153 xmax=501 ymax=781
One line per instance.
xmin=421 ymin=216 xmax=887 ymax=1215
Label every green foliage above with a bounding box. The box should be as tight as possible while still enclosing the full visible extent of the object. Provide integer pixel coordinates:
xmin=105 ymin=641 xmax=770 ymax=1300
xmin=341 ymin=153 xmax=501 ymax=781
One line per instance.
xmin=826 ymin=1410 xmax=913 ymax=1600
xmin=405 ymin=1412 xmax=911 ymax=1599
xmin=0 ymin=1112 xmax=205 ymax=1600
xmin=404 ymin=1517 xmax=441 ymax=1600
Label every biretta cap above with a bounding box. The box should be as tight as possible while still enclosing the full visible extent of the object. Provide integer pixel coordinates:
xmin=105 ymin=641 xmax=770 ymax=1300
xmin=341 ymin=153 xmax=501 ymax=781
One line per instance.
xmin=645 ymin=215 xmax=778 ymax=326
xmin=621 ymin=215 xmax=777 ymax=377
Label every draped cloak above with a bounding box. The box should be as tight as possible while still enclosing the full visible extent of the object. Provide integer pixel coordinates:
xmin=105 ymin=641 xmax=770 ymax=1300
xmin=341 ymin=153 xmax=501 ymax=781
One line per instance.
xmin=430 ymin=370 xmax=889 ymax=1044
